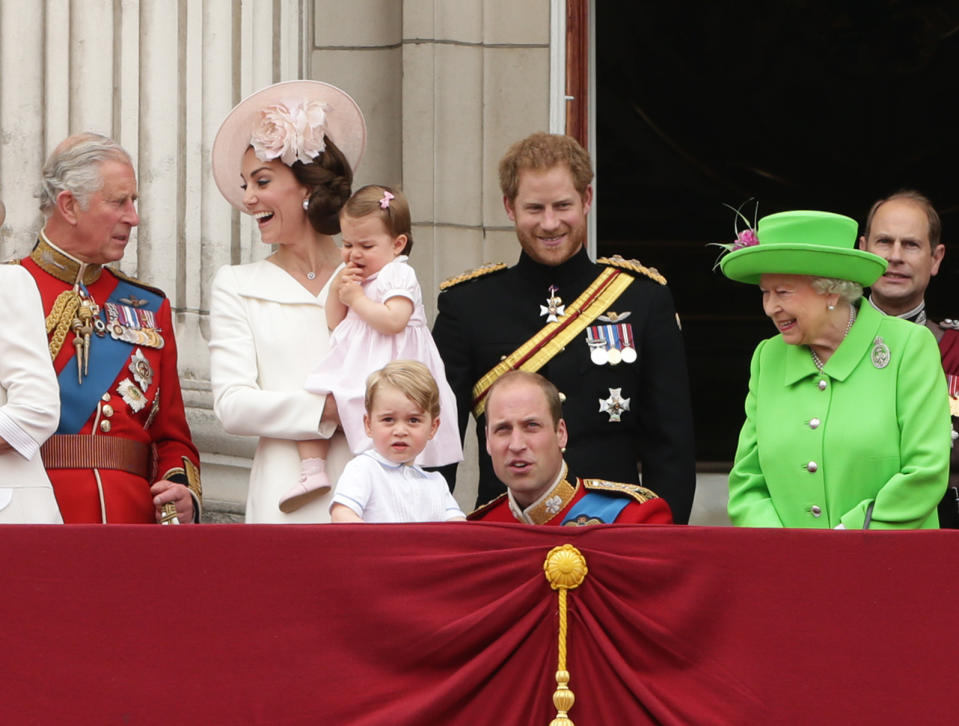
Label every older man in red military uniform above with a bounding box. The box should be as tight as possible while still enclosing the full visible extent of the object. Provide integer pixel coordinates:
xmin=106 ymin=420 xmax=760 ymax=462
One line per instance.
xmin=20 ymin=133 xmax=201 ymax=523
xmin=469 ymin=371 xmax=671 ymax=525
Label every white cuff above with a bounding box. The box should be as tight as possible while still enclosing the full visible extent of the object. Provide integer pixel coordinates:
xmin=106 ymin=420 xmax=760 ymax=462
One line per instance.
xmin=0 ymin=410 xmax=40 ymax=460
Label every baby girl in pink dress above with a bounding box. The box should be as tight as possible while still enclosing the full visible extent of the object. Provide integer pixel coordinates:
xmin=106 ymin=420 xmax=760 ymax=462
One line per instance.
xmin=282 ymin=185 xmax=462 ymax=511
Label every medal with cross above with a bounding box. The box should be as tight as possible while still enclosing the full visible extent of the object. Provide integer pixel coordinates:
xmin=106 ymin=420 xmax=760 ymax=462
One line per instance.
xmin=540 ymin=285 xmax=565 ymax=323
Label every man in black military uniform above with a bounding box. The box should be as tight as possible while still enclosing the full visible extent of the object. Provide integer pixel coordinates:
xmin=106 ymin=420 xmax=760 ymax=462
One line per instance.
xmin=432 ymin=132 xmax=697 ymax=522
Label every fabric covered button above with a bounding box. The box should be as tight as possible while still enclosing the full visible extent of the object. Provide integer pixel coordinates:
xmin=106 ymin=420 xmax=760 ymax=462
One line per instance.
xmin=809 ymin=418 xmax=820 ymax=429
xmin=806 ymin=461 xmax=818 ymax=473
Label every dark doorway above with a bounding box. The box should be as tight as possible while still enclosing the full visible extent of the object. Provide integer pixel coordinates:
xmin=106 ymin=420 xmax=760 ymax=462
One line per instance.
xmin=596 ymin=1 xmax=959 ymax=461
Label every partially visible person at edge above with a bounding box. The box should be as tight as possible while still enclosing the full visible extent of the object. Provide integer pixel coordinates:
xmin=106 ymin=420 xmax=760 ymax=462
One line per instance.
xmin=468 ymin=370 xmax=672 ymax=525
xmin=0 ymin=198 xmax=62 ymax=523
xmin=721 ymin=209 xmax=951 ymax=529
xmin=857 ymin=190 xmax=959 ymax=527
xmin=20 ymin=133 xmax=201 ymax=523
xmin=208 ymin=80 xmax=365 ymax=522
xmin=433 ymin=132 xmax=696 ymax=522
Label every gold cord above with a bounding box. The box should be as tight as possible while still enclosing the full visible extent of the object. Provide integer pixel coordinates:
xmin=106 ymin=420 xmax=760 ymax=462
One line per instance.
xmin=45 ymin=290 xmax=81 ymax=360
xmin=544 ymin=545 xmax=588 ymax=726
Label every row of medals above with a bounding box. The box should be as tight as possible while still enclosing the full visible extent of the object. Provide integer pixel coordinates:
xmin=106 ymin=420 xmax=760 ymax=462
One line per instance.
xmin=543 ymin=287 xmax=636 ymax=366
xmin=588 ymin=340 xmax=636 ymax=366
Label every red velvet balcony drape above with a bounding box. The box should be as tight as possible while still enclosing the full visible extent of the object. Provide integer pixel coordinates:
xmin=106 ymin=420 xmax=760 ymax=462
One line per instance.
xmin=1 ymin=523 xmax=954 ymax=724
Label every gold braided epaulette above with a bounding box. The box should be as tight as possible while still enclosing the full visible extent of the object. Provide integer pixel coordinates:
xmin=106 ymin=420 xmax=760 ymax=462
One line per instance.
xmin=597 ymin=255 xmax=667 ymax=285
xmin=109 ymin=266 xmax=167 ymax=298
xmin=439 ymin=262 xmax=508 ymax=291
xmin=583 ymin=479 xmax=660 ymax=504
xmin=466 ymin=492 xmax=508 ymax=520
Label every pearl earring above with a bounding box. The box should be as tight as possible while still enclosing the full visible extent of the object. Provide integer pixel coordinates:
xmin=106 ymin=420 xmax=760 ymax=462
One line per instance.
xmin=827 ymin=304 xmax=835 ymax=310
xmin=302 ymin=198 xmax=310 ymax=211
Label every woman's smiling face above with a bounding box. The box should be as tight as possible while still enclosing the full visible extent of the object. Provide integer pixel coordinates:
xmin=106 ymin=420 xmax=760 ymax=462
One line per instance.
xmin=240 ymin=147 xmax=312 ymax=245
xmin=759 ymin=273 xmax=832 ymax=347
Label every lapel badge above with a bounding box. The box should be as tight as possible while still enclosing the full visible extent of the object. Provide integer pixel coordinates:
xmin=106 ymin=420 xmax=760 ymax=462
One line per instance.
xmin=598 ymin=310 xmax=631 ymax=323
xmin=540 ymin=285 xmax=565 ymax=323
xmin=129 ymin=348 xmax=154 ymax=392
xmin=117 ymin=378 xmax=147 ymax=413
xmin=871 ymin=336 xmax=890 ymax=369
xmin=544 ymin=494 xmax=563 ymax=515
xmin=40 ymin=248 xmax=67 ymax=271
xmin=599 ymin=387 xmax=630 ymax=422
xmin=120 ymin=294 xmax=148 ymax=308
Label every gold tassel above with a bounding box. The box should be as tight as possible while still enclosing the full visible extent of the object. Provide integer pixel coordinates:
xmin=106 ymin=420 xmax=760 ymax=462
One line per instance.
xmin=543 ymin=544 xmax=588 ymax=726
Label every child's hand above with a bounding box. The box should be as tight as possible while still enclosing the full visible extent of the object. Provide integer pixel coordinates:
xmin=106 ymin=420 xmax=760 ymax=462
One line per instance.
xmin=338 ymin=262 xmax=365 ymax=306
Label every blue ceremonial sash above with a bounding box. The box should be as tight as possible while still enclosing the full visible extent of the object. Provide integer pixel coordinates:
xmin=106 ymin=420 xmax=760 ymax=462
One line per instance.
xmin=561 ymin=491 xmax=630 ymax=525
xmin=56 ymin=280 xmax=163 ymax=434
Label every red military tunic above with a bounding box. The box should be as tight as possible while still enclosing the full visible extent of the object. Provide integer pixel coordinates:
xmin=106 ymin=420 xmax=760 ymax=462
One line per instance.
xmin=22 ymin=235 xmax=201 ymax=523
xmin=468 ymin=466 xmax=672 ymax=525
xmin=938 ymin=323 xmax=959 ymax=512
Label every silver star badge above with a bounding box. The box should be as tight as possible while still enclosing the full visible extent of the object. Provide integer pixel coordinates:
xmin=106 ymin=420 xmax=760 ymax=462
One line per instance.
xmin=129 ymin=348 xmax=154 ymax=392
xmin=117 ymin=378 xmax=147 ymax=413
xmin=599 ymin=388 xmax=630 ymax=422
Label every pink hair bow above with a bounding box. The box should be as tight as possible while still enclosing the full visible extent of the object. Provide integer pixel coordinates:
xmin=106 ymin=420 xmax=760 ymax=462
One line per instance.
xmin=379 ymin=191 xmax=395 ymax=209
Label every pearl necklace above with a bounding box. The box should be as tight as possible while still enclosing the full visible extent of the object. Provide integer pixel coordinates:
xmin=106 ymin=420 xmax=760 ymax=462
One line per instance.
xmin=810 ymin=306 xmax=857 ymax=371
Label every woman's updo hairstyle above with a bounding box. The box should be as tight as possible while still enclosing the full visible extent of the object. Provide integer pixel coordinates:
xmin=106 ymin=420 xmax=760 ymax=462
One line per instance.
xmin=293 ymin=136 xmax=353 ymax=236
xmin=341 ymin=184 xmax=413 ymax=255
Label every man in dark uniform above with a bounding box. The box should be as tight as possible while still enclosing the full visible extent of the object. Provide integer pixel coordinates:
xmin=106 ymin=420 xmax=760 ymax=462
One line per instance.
xmin=468 ymin=371 xmax=671 ymax=524
xmin=858 ymin=190 xmax=959 ymax=526
xmin=22 ymin=133 xmax=201 ymax=523
xmin=434 ymin=132 xmax=696 ymax=521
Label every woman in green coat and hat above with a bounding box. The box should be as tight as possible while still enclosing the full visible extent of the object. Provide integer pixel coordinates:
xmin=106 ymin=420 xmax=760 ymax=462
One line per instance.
xmin=721 ymin=210 xmax=951 ymax=529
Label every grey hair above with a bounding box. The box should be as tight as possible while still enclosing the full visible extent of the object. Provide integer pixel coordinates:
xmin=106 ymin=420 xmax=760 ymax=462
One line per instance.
xmin=37 ymin=133 xmax=132 ymax=214
xmin=810 ymin=276 xmax=862 ymax=304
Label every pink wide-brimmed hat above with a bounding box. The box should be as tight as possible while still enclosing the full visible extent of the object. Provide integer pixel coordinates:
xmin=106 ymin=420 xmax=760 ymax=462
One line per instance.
xmin=211 ymin=80 xmax=367 ymax=210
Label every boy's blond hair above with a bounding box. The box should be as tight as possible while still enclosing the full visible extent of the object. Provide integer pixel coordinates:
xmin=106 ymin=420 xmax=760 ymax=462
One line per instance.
xmin=365 ymin=360 xmax=440 ymax=419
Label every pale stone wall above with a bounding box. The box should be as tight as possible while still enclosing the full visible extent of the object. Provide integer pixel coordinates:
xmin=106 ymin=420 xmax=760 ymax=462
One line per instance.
xmin=0 ymin=0 xmax=554 ymax=517
xmin=310 ymin=0 xmax=552 ymax=508
xmin=0 ymin=0 xmax=312 ymax=517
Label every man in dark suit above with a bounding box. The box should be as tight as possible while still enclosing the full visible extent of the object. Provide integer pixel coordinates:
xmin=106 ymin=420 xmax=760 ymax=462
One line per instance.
xmin=433 ymin=132 xmax=696 ymax=522
xmin=858 ymin=190 xmax=958 ymax=526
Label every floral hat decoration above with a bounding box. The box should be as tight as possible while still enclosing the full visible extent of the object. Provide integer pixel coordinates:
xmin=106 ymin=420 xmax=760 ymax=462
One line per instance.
xmin=718 ymin=206 xmax=887 ymax=287
xmin=212 ymin=80 xmax=367 ymax=210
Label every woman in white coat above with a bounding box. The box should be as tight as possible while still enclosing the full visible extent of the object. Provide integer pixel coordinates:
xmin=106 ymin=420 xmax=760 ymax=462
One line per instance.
xmin=0 ymin=260 xmax=62 ymax=523
xmin=208 ymin=81 xmax=366 ymax=522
